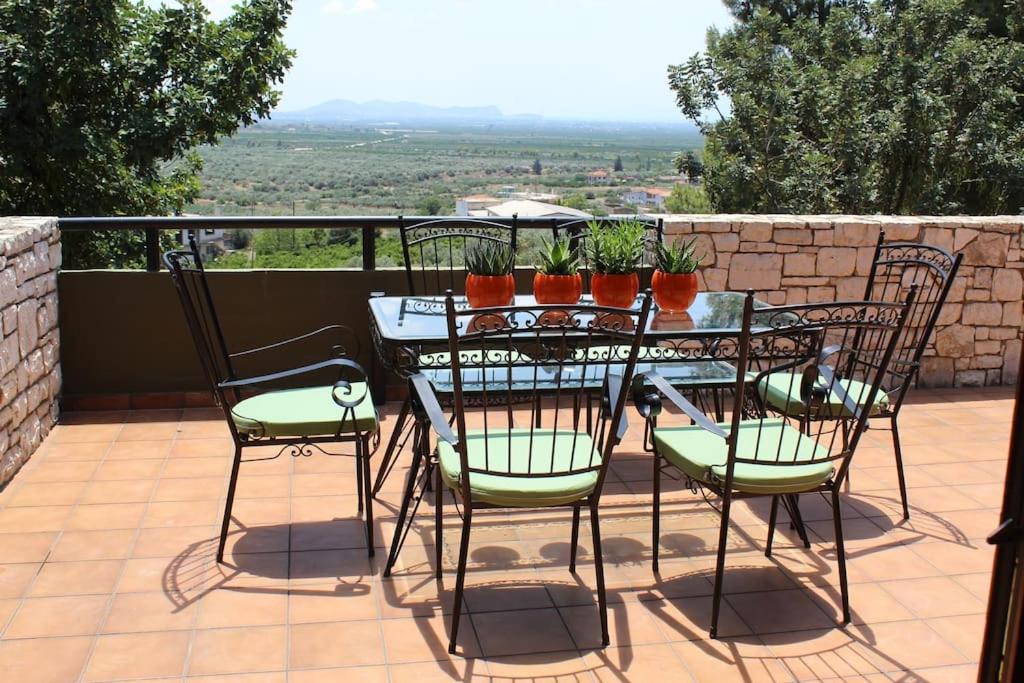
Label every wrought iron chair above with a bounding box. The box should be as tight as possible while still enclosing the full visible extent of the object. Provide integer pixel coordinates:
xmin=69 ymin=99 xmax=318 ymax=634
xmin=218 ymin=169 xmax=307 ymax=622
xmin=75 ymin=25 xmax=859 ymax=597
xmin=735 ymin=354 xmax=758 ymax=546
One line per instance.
xmin=385 ymin=292 xmax=654 ymax=653
xmin=756 ymin=233 xmax=962 ymax=519
xmin=635 ymin=290 xmax=915 ymax=638
xmin=164 ymin=237 xmax=379 ymax=562
xmin=372 ymin=217 xmax=519 ymax=496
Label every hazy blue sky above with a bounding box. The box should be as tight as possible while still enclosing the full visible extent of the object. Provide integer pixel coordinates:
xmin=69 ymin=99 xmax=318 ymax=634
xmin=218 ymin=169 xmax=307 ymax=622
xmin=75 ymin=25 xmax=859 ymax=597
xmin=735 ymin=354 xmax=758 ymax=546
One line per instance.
xmin=169 ymin=1 xmax=735 ymax=122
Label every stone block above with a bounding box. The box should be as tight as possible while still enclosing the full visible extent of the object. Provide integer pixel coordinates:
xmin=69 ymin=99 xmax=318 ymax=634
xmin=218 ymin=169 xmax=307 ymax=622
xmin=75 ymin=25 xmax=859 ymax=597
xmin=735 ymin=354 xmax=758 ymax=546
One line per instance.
xmin=836 ymin=277 xmax=868 ymax=300
xmin=783 ymin=253 xmax=816 ymax=276
xmin=976 ymin=340 xmax=1001 ymax=355
xmin=691 ymin=218 xmax=732 ymax=233
xmin=816 ymin=247 xmax=857 ymax=277
xmin=26 ymin=350 xmax=43 ymax=384
xmin=955 ymin=370 xmax=987 ymax=387
xmin=711 ymin=233 xmax=739 ymax=253
xmin=919 ymin=357 xmax=954 ymax=387
xmin=0 ymin=334 xmax=19 ymax=375
xmin=0 ymin=268 xmax=15 ymax=308
xmin=962 ymin=233 xmax=1010 ymax=267
xmin=977 ymin=327 xmax=990 ymax=340
xmin=954 ymin=228 xmax=979 ymax=252
xmin=813 ymin=231 xmax=834 ymax=246
xmin=946 ymin=277 xmax=966 ymax=303
xmin=963 ymin=302 xmax=1003 ymax=326
xmin=785 ymin=288 xmax=808 ymax=304
xmin=728 ymin=253 xmax=782 ymax=290
xmin=701 ymin=268 xmax=727 ymax=291
xmin=880 ymin=221 xmax=921 ymax=241
xmin=922 ymin=227 xmax=955 ymax=253
xmin=663 ymin=220 xmax=692 ymax=236
xmin=834 ymin=221 xmax=879 ymax=247
xmin=935 ymin=324 xmax=974 ymax=357
xmin=966 ymin=288 xmax=991 ymax=302
xmin=974 ymin=268 xmax=993 ymax=289
xmin=774 ymin=229 xmax=813 ymax=245
xmin=48 ymin=244 xmax=62 ymax=271
xmin=936 ymin=303 xmax=962 ymax=326
xmin=975 ymin=355 xmax=1004 ymax=370
xmin=990 ymin=327 xmax=1020 ymax=341
xmin=1005 ymin=340 xmax=1022 ymax=384
xmin=808 ymin=286 xmax=836 ymax=301
xmin=993 ymin=270 xmax=1023 ymax=302
xmin=1 ymin=305 xmax=15 ymax=336
xmin=739 ymin=222 xmax=772 ymax=243
xmin=1004 ymin=302 xmax=1022 ymax=326
xmin=16 ymin=300 xmax=38 ymax=357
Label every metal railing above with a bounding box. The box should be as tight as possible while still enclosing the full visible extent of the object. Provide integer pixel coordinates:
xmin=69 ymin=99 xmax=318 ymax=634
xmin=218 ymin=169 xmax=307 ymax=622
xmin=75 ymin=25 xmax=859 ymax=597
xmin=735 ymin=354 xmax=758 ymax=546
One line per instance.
xmin=56 ymin=215 xmax=662 ymax=272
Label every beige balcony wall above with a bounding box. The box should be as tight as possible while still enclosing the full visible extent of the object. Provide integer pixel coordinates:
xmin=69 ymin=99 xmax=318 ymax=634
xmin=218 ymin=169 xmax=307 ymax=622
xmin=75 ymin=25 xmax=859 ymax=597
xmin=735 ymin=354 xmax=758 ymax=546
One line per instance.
xmin=0 ymin=217 xmax=60 ymax=485
xmin=659 ymin=214 xmax=1023 ymax=387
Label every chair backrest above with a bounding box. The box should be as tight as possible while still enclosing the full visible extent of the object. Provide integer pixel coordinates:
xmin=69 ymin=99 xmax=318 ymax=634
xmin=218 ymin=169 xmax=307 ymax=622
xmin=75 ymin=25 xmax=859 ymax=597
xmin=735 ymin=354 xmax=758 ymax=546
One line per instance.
xmin=552 ymin=216 xmax=663 ymax=292
xmin=727 ymin=290 xmax=915 ymax=487
xmin=163 ymin=235 xmax=237 ymax=403
xmin=863 ymin=232 xmax=963 ymax=407
xmin=439 ymin=292 xmax=653 ymax=504
xmin=399 ymin=216 xmax=518 ymax=296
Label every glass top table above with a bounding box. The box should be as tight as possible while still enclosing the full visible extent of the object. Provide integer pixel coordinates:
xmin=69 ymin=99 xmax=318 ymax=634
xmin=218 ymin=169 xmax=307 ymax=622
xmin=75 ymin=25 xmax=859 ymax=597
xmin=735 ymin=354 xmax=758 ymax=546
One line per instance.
xmin=368 ymin=292 xmax=766 ymax=391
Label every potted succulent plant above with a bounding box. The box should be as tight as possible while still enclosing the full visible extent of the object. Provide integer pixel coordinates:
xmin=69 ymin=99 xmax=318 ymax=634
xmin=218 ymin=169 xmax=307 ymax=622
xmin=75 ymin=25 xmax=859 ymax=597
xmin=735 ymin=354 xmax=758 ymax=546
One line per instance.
xmin=585 ymin=219 xmax=646 ymax=308
xmin=534 ymin=237 xmax=582 ymax=304
xmin=652 ymin=237 xmax=702 ymax=312
xmin=465 ymin=241 xmax=515 ymax=308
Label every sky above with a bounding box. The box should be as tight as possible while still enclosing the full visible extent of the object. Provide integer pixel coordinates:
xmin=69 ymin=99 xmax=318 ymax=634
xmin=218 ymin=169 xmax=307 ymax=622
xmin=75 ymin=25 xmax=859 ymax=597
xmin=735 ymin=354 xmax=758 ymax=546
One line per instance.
xmin=160 ymin=1 xmax=735 ymax=123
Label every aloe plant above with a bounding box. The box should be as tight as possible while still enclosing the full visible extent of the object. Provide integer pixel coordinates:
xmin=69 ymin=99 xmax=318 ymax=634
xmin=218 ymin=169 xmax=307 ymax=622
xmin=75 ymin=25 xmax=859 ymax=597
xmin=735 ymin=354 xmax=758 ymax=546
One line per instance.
xmin=654 ymin=237 xmax=702 ymax=274
xmin=536 ymin=237 xmax=580 ymax=276
xmin=584 ymin=219 xmax=646 ymax=275
xmin=466 ymin=240 xmax=514 ymax=276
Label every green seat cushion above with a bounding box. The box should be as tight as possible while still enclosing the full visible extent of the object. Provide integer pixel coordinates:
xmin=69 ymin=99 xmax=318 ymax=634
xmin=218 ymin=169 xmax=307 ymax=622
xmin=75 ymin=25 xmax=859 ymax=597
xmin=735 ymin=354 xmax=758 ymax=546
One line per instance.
xmin=232 ymin=383 xmax=377 ymax=438
xmin=653 ymin=419 xmax=834 ymax=495
xmin=757 ymin=372 xmax=889 ymax=419
xmin=438 ymin=429 xmax=601 ymax=507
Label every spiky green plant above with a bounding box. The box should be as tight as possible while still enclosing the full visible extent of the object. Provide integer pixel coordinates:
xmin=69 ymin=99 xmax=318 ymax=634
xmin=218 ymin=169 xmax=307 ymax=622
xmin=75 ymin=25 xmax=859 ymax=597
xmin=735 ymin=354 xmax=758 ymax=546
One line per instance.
xmin=584 ymin=219 xmax=646 ymax=275
xmin=654 ymin=237 xmax=703 ymax=274
xmin=536 ymin=237 xmax=580 ymax=275
xmin=466 ymin=240 xmax=514 ymax=276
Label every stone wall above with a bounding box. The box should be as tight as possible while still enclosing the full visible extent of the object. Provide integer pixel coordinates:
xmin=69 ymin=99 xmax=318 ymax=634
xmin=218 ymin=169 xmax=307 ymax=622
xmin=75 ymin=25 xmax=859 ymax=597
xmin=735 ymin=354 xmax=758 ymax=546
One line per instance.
xmin=660 ymin=215 xmax=1022 ymax=387
xmin=0 ymin=218 xmax=60 ymax=486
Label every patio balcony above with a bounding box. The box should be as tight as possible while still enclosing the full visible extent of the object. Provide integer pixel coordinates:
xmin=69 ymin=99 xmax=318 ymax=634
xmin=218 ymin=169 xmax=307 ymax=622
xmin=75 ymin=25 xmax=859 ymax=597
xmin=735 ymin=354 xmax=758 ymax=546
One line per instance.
xmin=0 ymin=215 xmax=1019 ymax=681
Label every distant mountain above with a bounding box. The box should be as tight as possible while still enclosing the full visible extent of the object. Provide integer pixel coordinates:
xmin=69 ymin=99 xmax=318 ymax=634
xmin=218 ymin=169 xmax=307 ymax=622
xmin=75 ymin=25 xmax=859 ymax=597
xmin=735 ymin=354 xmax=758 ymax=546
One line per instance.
xmin=275 ymin=99 xmax=509 ymax=123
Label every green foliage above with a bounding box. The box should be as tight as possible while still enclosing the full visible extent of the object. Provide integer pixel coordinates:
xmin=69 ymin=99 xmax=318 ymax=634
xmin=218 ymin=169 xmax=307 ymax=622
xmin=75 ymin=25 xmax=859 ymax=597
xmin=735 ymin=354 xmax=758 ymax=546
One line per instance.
xmin=585 ymin=220 xmax=646 ymax=275
xmin=670 ymin=0 xmax=1024 ymax=214
xmin=417 ymin=195 xmax=444 ymax=215
xmin=560 ymin=193 xmax=591 ymax=210
xmin=532 ymin=158 xmax=543 ymax=175
xmin=536 ymin=237 xmax=580 ymax=275
xmin=673 ymin=151 xmax=704 ymax=182
xmin=466 ymin=241 xmax=514 ymax=276
xmin=654 ymin=237 xmax=703 ymax=274
xmin=664 ymin=184 xmax=712 ymax=212
xmin=613 ymin=156 xmax=624 ymax=172
xmin=0 ymin=0 xmax=294 ymax=267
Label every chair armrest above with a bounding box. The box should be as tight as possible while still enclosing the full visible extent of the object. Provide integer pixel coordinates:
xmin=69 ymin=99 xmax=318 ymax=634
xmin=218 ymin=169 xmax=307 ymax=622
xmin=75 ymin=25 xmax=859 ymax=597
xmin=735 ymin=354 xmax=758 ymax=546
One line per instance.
xmin=218 ymin=358 xmax=369 ymax=391
xmin=408 ymin=373 xmax=459 ymax=446
xmin=638 ymin=370 xmax=728 ymax=440
xmin=810 ymin=345 xmax=862 ymax=421
xmin=604 ymin=373 xmax=629 ymax=442
xmin=230 ymin=325 xmax=358 ymax=360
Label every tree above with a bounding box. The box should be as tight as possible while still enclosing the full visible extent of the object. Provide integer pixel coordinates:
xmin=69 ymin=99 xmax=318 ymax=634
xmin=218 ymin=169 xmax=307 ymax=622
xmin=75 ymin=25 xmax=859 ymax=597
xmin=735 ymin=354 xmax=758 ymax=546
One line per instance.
xmin=669 ymin=0 xmax=1024 ymax=214
xmin=532 ymin=158 xmax=543 ymax=175
xmin=664 ymin=185 xmax=712 ymax=213
xmin=0 ymin=0 xmax=294 ymax=268
xmin=560 ymin=193 xmax=591 ymax=211
xmin=673 ymin=151 xmax=705 ymax=182
xmin=417 ymin=195 xmax=444 ymax=215
xmin=613 ymin=156 xmax=624 ymax=172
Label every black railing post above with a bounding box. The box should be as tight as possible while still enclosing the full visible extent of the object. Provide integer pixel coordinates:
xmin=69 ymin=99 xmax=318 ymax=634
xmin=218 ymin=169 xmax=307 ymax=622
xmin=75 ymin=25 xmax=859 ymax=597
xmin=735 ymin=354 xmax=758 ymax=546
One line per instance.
xmin=362 ymin=225 xmax=376 ymax=271
xmin=145 ymin=227 xmax=161 ymax=271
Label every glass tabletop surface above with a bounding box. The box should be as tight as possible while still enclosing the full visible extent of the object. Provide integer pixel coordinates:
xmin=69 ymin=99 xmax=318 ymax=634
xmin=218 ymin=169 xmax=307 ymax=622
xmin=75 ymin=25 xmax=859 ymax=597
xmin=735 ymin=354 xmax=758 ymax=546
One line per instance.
xmin=369 ymin=291 xmax=766 ymax=342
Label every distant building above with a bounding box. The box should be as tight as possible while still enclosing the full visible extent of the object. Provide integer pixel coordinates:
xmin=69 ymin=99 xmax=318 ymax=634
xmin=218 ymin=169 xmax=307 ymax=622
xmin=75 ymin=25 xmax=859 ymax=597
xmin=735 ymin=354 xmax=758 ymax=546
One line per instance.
xmin=586 ymin=170 xmax=610 ymax=185
xmin=455 ymin=194 xmax=500 ymax=216
xmin=456 ymin=192 xmax=564 ymax=216
xmin=621 ymin=187 xmax=672 ymax=210
xmin=180 ymin=223 xmax=227 ymax=260
xmin=468 ymin=199 xmax=591 ymax=219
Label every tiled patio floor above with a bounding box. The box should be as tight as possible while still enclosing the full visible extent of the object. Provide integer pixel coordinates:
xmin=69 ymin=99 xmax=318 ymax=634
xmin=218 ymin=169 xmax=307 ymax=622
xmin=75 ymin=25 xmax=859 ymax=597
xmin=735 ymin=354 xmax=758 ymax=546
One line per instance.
xmin=0 ymin=387 xmax=1013 ymax=682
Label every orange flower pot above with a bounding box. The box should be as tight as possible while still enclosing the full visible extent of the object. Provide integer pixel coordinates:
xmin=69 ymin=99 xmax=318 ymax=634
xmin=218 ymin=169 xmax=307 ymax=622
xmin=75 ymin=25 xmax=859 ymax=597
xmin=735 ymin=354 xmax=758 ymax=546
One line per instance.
xmin=465 ymin=274 xmax=515 ymax=308
xmin=652 ymin=271 xmax=698 ymax=312
xmin=533 ymin=273 xmax=583 ymax=305
xmin=591 ymin=273 xmax=639 ymax=308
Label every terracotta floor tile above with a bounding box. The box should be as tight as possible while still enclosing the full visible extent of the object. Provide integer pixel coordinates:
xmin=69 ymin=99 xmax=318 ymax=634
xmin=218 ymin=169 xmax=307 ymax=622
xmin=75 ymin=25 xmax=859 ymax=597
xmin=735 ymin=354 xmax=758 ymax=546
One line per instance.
xmin=50 ymin=529 xmax=137 ymax=562
xmin=853 ymin=620 xmax=968 ymax=670
xmin=29 ymin=559 xmax=123 ymax=597
xmin=93 ymin=459 xmax=166 ymax=481
xmin=6 ymin=481 xmax=87 ymax=507
xmin=725 ymin=588 xmax=837 ymax=634
xmin=0 ymin=532 xmax=58 ymax=563
xmin=153 ymin=477 xmax=226 ymax=502
xmin=0 ymin=505 xmax=72 ymax=533
xmin=169 ymin=438 xmax=234 ymax=459
xmin=288 ymin=582 xmax=379 ymax=623
xmin=586 ymin=643 xmax=695 ymax=682
xmin=85 ymin=631 xmax=191 ymax=681
xmin=132 ymin=525 xmax=217 ymax=558
xmin=235 ymin=475 xmax=291 ymax=500
xmin=195 ymin=587 xmax=288 ymax=628
xmin=143 ymin=500 xmax=222 ymax=528
xmin=66 ymin=503 xmax=148 ymax=531
xmin=116 ymin=421 xmax=180 ymax=442
xmin=102 ymin=590 xmax=197 ymax=633
xmin=0 ymin=562 xmax=42 ymax=598
xmin=3 ymin=594 xmax=107 ymax=638
xmin=878 ymin=576 xmax=986 ymax=619
xmin=0 ymin=635 xmax=93 ymax=683
xmin=106 ymin=439 xmax=173 ymax=460
xmin=39 ymin=441 xmax=110 ymax=461
xmin=50 ymin=423 xmax=122 ymax=443
xmin=22 ymin=460 xmax=100 ymax=483
xmin=926 ymin=614 xmax=985 ymax=661
xmin=79 ymin=479 xmax=157 ymax=505
xmin=385 ymin=660 xmax=477 ymax=683
xmin=381 ymin=613 xmax=482 ymax=662
xmin=162 ymin=456 xmax=230 ymax=479
xmin=471 ymin=608 xmax=576 ymax=657
xmin=288 ymin=620 xmax=386 ymax=669
xmin=188 ymin=625 xmax=287 ymax=676
xmin=289 ymin=666 xmax=389 ymax=683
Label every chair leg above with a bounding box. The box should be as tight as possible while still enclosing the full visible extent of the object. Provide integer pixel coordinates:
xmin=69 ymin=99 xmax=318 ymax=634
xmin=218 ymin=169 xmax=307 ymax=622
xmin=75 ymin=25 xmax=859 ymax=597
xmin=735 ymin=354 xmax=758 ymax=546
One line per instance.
xmin=384 ymin=429 xmax=424 ymax=577
xmin=786 ymin=494 xmax=811 ymax=549
xmin=569 ymin=504 xmax=581 ymax=574
xmin=590 ymin=501 xmax=609 ymax=647
xmin=356 ymin=445 xmax=364 ymax=514
xmin=891 ymin=417 xmax=910 ymax=520
xmin=652 ymin=452 xmax=661 ymax=574
xmin=217 ymin=444 xmax=243 ymax=564
xmin=832 ymin=487 xmax=851 ymax=624
xmin=362 ymin=438 xmax=375 ymax=557
xmin=373 ymin=396 xmax=411 ymax=497
xmin=765 ymin=495 xmax=779 ymax=558
xmin=448 ymin=507 xmax=473 ymax=654
xmin=435 ymin=460 xmax=443 ymax=580
xmin=710 ymin=491 xmax=733 ymax=639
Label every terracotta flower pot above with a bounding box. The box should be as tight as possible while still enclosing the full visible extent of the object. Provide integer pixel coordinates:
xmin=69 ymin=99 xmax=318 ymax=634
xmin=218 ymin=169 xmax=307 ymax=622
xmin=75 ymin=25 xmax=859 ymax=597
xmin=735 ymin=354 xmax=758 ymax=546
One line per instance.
xmin=591 ymin=273 xmax=639 ymax=308
xmin=465 ymin=273 xmax=515 ymax=308
xmin=652 ymin=271 xmax=698 ymax=312
xmin=533 ymin=273 xmax=583 ymax=305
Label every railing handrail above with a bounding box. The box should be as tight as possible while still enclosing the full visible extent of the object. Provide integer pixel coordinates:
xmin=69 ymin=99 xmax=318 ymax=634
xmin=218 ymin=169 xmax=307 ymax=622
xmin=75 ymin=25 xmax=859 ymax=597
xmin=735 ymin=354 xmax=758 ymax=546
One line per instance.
xmin=56 ymin=214 xmax=661 ymax=272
